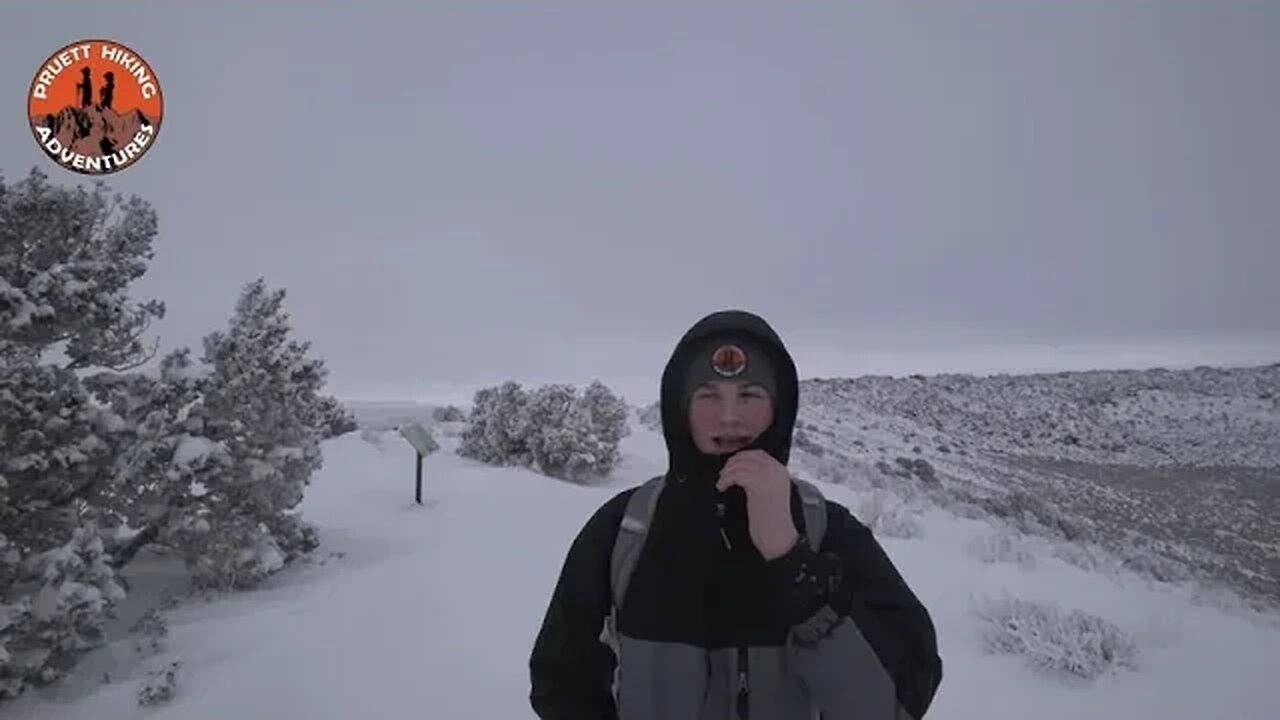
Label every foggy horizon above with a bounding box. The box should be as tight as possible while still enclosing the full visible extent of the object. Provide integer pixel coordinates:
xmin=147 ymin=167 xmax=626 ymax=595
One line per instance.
xmin=4 ymin=2 xmax=1277 ymax=406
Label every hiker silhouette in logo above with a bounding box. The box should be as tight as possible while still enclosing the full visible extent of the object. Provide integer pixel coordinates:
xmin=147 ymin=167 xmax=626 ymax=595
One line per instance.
xmin=530 ymin=309 xmax=943 ymax=720
xmin=100 ymin=71 xmax=115 ymax=110
xmin=76 ymin=67 xmax=93 ymax=108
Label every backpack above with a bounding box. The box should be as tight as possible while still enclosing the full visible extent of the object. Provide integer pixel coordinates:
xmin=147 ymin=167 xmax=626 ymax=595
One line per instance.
xmin=600 ymin=474 xmax=829 ymax=657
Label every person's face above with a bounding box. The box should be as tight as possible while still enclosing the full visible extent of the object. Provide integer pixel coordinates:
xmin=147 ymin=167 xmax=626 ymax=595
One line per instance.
xmin=687 ymin=380 xmax=774 ymax=455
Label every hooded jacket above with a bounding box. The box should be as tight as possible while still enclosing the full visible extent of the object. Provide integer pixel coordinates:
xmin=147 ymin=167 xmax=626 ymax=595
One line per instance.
xmin=529 ymin=310 xmax=943 ymax=719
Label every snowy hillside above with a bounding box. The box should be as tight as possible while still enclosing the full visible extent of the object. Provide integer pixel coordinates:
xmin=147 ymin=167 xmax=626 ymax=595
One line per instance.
xmin=6 ymin=412 xmax=1280 ymax=719
xmin=642 ymin=364 xmax=1280 ymax=611
xmin=799 ymin=363 xmax=1280 ymax=468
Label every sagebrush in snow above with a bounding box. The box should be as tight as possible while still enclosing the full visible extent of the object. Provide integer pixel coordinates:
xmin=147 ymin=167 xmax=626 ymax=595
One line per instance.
xmin=973 ymin=592 xmax=1140 ymax=679
xmin=431 ymin=405 xmax=466 ymax=423
xmin=459 ymin=380 xmax=631 ymax=482
xmin=130 ymin=608 xmax=169 ymax=657
xmin=855 ymin=491 xmax=925 ymax=540
xmin=967 ymin=527 xmax=1038 ymax=569
xmin=137 ymin=660 xmax=182 ymax=706
xmin=637 ymin=401 xmax=661 ymax=433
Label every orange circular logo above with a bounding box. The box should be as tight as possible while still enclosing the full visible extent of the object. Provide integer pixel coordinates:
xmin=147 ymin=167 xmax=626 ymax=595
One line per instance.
xmin=710 ymin=344 xmax=748 ymax=377
xmin=28 ymin=39 xmax=164 ymax=175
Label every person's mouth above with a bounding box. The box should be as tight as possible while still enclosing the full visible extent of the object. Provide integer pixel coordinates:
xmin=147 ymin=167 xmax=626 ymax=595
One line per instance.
xmin=713 ymin=435 xmax=752 ymax=453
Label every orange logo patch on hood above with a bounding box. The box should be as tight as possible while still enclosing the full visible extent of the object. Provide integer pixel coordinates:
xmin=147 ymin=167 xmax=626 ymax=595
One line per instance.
xmin=710 ymin=344 xmax=748 ymax=377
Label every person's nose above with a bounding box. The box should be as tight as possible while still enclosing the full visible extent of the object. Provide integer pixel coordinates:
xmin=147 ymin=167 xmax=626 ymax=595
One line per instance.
xmin=717 ymin=397 xmax=742 ymax=425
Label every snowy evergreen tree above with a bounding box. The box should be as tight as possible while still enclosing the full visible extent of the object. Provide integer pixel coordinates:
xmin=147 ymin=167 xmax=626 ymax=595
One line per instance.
xmin=0 ymin=167 xmax=163 ymax=697
xmin=157 ymin=278 xmax=334 ymax=590
xmin=2 ymin=169 xmax=347 ymax=697
xmin=82 ymin=347 xmax=226 ymax=571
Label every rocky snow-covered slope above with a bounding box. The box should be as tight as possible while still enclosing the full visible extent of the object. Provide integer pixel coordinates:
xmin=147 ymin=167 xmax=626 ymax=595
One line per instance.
xmin=786 ymin=363 xmax=1280 ymax=612
xmin=639 ymin=362 xmax=1279 ymax=610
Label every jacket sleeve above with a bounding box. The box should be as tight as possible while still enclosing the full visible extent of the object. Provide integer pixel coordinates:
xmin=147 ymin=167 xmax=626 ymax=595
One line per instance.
xmin=764 ymin=500 xmax=943 ymax=719
xmin=529 ymin=490 xmax=631 ymax=720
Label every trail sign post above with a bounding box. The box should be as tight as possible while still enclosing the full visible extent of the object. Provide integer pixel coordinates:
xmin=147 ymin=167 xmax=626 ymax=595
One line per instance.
xmin=398 ymin=423 xmax=439 ymax=505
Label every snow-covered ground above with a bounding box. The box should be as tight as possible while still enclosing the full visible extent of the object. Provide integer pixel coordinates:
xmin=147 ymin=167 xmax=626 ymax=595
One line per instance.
xmin=6 ymin=414 xmax=1280 ymax=719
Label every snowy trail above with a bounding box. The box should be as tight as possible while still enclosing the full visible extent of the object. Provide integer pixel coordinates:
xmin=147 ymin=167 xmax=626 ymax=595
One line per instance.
xmin=7 ymin=426 xmax=1280 ymax=719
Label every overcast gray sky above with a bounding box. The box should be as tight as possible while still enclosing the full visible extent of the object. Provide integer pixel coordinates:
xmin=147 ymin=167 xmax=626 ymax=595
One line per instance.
xmin=4 ymin=2 xmax=1278 ymax=404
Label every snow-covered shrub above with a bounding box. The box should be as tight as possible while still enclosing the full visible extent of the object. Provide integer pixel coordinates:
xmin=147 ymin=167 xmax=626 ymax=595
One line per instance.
xmin=972 ymin=592 xmax=1140 ymax=679
xmin=458 ymin=381 xmax=529 ymax=466
xmin=975 ymin=490 xmax=1088 ymax=543
xmin=314 ymin=395 xmax=358 ymax=439
xmin=967 ymin=527 xmax=1038 ymax=569
xmin=459 ymin=379 xmax=631 ymax=483
xmin=1051 ymin=541 xmax=1119 ymax=575
xmin=811 ymin=455 xmax=858 ymax=489
xmin=130 ymin=608 xmax=168 ymax=657
xmin=893 ymin=456 xmax=939 ymax=485
xmin=792 ymin=427 xmax=825 ymax=457
xmin=580 ymin=380 xmax=630 ymax=449
xmin=360 ymin=427 xmax=386 ymax=447
xmin=432 ymin=405 xmax=466 ymax=423
xmin=638 ymin=401 xmax=661 ymax=432
xmin=136 ymin=660 xmax=181 ymax=706
xmin=856 ymin=490 xmax=924 ymax=539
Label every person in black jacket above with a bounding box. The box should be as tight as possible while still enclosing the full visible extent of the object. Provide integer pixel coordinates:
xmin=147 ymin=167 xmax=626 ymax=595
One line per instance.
xmin=529 ymin=309 xmax=943 ymax=719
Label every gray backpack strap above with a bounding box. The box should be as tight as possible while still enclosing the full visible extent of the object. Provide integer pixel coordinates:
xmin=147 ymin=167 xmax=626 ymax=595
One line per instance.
xmin=793 ymin=477 xmax=827 ymax=552
xmin=601 ymin=474 xmax=667 ymax=696
xmin=610 ymin=474 xmax=666 ymax=608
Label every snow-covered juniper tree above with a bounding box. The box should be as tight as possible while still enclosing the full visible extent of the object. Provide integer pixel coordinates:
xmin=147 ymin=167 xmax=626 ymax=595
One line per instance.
xmin=459 ymin=381 xmax=531 ymax=466
xmin=0 ymin=167 xmax=163 ymax=697
xmin=155 ymin=278 xmax=339 ymax=590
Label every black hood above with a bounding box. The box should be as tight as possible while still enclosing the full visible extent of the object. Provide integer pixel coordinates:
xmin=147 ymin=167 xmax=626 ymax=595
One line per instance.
xmin=659 ymin=309 xmax=800 ymax=481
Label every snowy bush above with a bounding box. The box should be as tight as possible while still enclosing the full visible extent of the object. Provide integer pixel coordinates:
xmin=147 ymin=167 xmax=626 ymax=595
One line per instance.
xmin=130 ymin=608 xmax=168 ymax=657
xmin=855 ymin=491 xmax=924 ymax=539
xmin=972 ymin=592 xmax=1140 ymax=679
xmin=974 ymin=490 xmax=1088 ymax=543
xmin=360 ymin=427 xmax=386 ymax=447
xmin=458 ymin=381 xmax=529 ymax=465
xmin=459 ymin=379 xmax=631 ymax=482
xmin=638 ymin=401 xmax=661 ymax=432
xmin=314 ymin=396 xmax=358 ymax=440
xmin=432 ymin=405 xmax=466 ymax=422
xmin=1050 ymin=541 xmax=1120 ymax=576
xmin=136 ymin=660 xmax=181 ymax=706
xmin=967 ymin=527 xmax=1038 ymax=569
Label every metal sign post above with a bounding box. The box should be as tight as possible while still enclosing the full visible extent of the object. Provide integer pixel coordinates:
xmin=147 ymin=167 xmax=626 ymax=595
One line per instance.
xmin=398 ymin=423 xmax=439 ymax=505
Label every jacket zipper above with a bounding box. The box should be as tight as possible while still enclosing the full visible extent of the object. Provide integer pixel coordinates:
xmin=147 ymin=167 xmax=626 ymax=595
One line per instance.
xmin=736 ymin=647 xmax=750 ymax=720
xmin=718 ymin=501 xmax=749 ymax=719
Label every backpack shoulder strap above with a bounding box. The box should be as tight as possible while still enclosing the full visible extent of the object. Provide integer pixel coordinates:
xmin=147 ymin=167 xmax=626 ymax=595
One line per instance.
xmin=792 ymin=476 xmax=828 ymax=552
xmin=610 ymin=474 xmax=667 ymax=609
